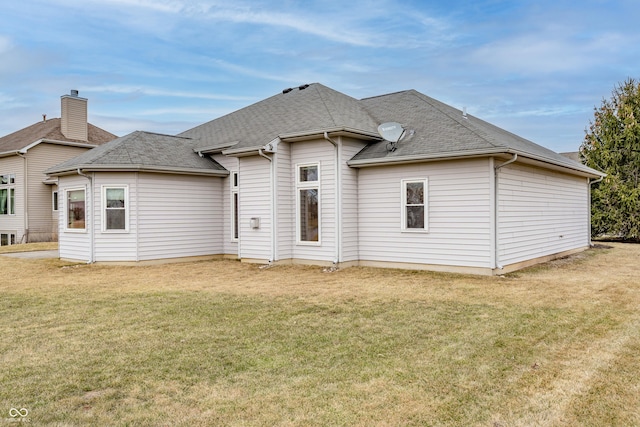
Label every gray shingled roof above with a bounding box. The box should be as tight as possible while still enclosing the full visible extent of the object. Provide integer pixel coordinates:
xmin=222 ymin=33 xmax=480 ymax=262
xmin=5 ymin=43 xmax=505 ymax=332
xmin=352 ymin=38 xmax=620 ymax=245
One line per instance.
xmin=180 ymin=83 xmax=380 ymax=152
xmin=45 ymin=83 xmax=602 ymax=178
xmin=46 ymin=131 xmax=227 ymax=176
xmin=352 ymin=90 xmax=601 ymax=176
xmin=0 ymin=118 xmax=116 ymax=153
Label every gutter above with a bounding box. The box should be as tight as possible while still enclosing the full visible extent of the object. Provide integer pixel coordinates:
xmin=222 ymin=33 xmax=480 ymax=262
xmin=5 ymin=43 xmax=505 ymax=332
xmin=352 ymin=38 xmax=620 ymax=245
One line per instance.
xmin=16 ymin=153 xmax=28 ymax=243
xmin=258 ymin=148 xmax=276 ymax=264
xmin=46 ymin=164 xmax=229 ymax=178
xmin=493 ymin=153 xmax=518 ymax=271
xmin=323 ymin=132 xmax=341 ymax=265
xmin=76 ymin=168 xmax=94 ymax=264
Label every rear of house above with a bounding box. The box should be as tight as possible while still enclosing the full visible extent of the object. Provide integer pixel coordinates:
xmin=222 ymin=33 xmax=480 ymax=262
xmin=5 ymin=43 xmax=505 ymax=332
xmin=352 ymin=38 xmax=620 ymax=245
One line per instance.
xmin=48 ymin=83 xmax=603 ymax=274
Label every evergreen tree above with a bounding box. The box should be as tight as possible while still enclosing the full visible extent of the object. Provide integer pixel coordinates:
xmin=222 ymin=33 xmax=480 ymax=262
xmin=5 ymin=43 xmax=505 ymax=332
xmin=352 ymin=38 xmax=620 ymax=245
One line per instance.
xmin=580 ymin=78 xmax=640 ymax=240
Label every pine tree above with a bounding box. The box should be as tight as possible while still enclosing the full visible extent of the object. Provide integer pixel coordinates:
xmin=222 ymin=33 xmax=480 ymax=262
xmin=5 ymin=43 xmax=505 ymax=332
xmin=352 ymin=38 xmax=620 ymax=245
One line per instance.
xmin=580 ymin=78 xmax=640 ymax=240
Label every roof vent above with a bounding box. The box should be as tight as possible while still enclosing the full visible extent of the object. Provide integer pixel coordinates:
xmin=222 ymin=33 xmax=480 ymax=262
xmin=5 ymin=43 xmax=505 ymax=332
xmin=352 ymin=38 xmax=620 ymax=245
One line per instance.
xmin=462 ymin=106 xmax=468 ymax=119
xmin=282 ymin=87 xmax=293 ymax=94
xmin=298 ymin=84 xmax=310 ymax=90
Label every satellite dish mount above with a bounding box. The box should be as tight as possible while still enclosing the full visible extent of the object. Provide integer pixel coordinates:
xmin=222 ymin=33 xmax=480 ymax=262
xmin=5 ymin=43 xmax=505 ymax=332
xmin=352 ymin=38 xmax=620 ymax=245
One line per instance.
xmin=377 ymin=122 xmax=405 ymax=152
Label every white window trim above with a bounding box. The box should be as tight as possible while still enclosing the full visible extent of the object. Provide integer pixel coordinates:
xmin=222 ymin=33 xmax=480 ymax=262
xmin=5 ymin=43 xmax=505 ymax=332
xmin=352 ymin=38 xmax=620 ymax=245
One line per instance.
xmin=296 ymin=162 xmax=321 ymax=246
xmin=0 ymin=174 xmax=16 ymax=216
xmin=401 ymin=178 xmax=429 ymax=232
xmin=101 ymin=185 xmax=129 ymax=233
xmin=64 ymin=187 xmax=87 ymax=233
xmin=230 ymin=171 xmax=239 ymax=242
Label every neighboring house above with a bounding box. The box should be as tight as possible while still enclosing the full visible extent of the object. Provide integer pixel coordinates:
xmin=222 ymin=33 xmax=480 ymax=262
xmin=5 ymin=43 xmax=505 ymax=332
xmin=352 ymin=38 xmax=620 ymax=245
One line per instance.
xmin=0 ymin=91 xmax=116 ymax=245
xmin=47 ymin=83 xmax=604 ymax=275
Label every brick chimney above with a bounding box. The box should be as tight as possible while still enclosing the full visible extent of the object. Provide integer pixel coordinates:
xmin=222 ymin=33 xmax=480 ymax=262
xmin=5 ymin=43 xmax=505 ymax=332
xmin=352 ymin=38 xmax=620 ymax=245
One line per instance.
xmin=61 ymin=89 xmax=88 ymax=141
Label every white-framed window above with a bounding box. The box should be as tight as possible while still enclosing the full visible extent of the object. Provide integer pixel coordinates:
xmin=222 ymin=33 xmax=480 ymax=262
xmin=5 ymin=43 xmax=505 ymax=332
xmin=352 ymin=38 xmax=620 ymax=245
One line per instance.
xmin=0 ymin=174 xmax=16 ymax=216
xmin=401 ymin=178 xmax=428 ymax=232
xmin=52 ymin=191 xmax=59 ymax=212
xmin=102 ymin=186 xmax=128 ymax=232
xmin=231 ymin=172 xmax=239 ymax=241
xmin=0 ymin=232 xmax=16 ymax=246
xmin=66 ymin=188 xmax=86 ymax=231
xmin=296 ymin=163 xmax=320 ymax=244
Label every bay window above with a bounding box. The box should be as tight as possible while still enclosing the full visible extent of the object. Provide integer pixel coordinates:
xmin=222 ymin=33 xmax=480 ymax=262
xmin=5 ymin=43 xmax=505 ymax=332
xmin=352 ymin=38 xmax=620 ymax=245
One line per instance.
xmin=66 ymin=188 xmax=86 ymax=230
xmin=102 ymin=186 xmax=128 ymax=232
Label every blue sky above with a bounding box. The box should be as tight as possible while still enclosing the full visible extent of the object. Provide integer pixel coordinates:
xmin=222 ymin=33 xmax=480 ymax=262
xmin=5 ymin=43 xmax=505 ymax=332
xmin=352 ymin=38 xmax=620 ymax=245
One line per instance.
xmin=1 ymin=0 xmax=638 ymax=152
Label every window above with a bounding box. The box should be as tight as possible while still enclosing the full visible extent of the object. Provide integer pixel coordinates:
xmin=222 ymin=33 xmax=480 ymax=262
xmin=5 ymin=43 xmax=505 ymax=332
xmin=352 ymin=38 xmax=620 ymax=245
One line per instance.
xmin=1 ymin=232 xmax=16 ymax=246
xmin=0 ymin=174 xmax=16 ymax=215
xmin=102 ymin=186 xmax=128 ymax=232
xmin=231 ymin=172 xmax=239 ymax=241
xmin=66 ymin=188 xmax=86 ymax=230
xmin=297 ymin=163 xmax=320 ymax=243
xmin=52 ymin=191 xmax=59 ymax=212
xmin=402 ymin=179 xmax=428 ymax=231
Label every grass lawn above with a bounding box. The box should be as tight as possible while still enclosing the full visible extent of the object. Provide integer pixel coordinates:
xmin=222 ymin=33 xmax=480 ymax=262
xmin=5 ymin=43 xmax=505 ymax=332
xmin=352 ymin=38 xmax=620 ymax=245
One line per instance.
xmin=1 ymin=243 xmax=639 ymax=426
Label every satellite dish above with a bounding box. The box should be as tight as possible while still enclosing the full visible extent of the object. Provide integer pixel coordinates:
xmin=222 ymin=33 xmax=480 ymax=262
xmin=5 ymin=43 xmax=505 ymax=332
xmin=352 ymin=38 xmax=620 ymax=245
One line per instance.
xmin=378 ymin=122 xmax=405 ymax=143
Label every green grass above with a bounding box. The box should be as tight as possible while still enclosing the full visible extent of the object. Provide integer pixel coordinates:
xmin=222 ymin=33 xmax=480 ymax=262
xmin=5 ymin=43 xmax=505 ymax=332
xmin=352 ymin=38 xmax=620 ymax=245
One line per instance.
xmin=1 ymin=243 xmax=639 ymax=426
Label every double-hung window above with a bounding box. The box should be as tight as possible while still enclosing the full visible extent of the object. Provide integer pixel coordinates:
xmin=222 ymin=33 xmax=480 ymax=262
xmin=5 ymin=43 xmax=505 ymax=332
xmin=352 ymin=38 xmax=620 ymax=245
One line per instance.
xmin=0 ymin=174 xmax=15 ymax=216
xmin=102 ymin=186 xmax=128 ymax=232
xmin=297 ymin=163 xmax=320 ymax=244
xmin=231 ymin=172 xmax=239 ymax=241
xmin=402 ymin=178 xmax=428 ymax=231
xmin=66 ymin=188 xmax=86 ymax=231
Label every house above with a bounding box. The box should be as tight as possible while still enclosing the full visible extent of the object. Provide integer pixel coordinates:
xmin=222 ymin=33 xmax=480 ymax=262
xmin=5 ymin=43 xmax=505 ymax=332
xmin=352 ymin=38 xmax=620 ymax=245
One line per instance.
xmin=0 ymin=90 xmax=116 ymax=245
xmin=46 ymin=84 xmax=604 ymax=275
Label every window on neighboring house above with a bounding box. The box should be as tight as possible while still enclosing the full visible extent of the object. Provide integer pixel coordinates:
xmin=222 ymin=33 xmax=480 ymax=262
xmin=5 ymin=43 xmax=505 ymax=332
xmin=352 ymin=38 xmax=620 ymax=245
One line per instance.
xmin=102 ymin=186 xmax=128 ymax=232
xmin=0 ymin=174 xmax=16 ymax=215
xmin=66 ymin=188 xmax=86 ymax=230
xmin=0 ymin=232 xmax=16 ymax=246
xmin=52 ymin=191 xmax=59 ymax=212
xmin=297 ymin=163 xmax=320 ymax=243
xmin=402 ymin=178 xmax=428 ymax=231
xmin=231 ymin=172 xmax=239 ymax=241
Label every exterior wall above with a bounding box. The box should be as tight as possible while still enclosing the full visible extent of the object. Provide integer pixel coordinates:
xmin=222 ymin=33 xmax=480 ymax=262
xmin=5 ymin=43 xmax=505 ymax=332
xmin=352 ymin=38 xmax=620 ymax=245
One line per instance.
xmin=212 ymin=154 xmax=239 ymax=256
xmin=238 ymin=155 xmax=273 ymax=261
xmin=0 ymin=155 xmax=25 ymax=244
xmin=340 ymin=137 xmax=367 ymax=262
xmin=26 ymin=144 xmax=90 ymax=242
xmin=92 ymin=172 xmax=138 ymax=262
xmin=275 ymin=141 xmax=294 ymax=261
xmin=357 ymin=158 xmax=493 ymax=268
xmin=136 ymin=173 xmax=223 ymax=261
xmin=290 ymin=139 xmax=336 ymax=262
xmin=57 ymin=174 xmax=92 ymax=261
xmin=497 ymin=163 xmax=590 ymax=267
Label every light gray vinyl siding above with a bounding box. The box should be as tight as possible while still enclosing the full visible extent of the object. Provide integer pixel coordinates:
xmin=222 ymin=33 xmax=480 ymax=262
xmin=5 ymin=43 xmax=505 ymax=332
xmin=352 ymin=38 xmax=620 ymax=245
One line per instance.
xmin=0 ymin=156 xmax=24 ymax=243
xmin=211 ymin=154 xmax=238 ymax=256
xmin=358 ymin=158 xmax=493 ymax=268
xmin=238 ymin=155 xmax=272 ymax=261
xmin=340 ymin=138 xmax=366 ymax=262
xmin=497 ymin=164 xmax=589 ymax=266
xmin=92 ymin=173 xmax=138 ymax=262
xmin=275 ymin=141 xmax=294 ymax=260
xmin=291 ymin=139 xmax=336 ymax=262
xmin=137 ymin=173 xmax=223 ymax=261
xmin=57 ymin=174 xmax=91 ymax=261
xmin=26 ymin=144 xmax=90 ymax=241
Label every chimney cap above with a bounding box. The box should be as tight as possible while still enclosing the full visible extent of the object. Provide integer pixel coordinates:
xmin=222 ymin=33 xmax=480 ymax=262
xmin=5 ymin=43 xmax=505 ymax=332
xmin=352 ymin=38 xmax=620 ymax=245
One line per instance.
xmin=70 ymin=89 xmax=79 ymax=97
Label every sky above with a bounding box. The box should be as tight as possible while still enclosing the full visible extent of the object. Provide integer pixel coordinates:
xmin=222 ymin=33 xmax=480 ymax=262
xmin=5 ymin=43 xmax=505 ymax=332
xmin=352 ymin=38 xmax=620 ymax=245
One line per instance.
xmin=1 ymin=0 xmax=639 ymax=153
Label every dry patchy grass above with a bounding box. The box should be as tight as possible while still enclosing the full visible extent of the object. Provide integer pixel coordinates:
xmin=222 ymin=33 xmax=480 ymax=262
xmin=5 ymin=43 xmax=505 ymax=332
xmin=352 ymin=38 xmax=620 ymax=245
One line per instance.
xmin=0 ymin=243 xmax=639 ymax=426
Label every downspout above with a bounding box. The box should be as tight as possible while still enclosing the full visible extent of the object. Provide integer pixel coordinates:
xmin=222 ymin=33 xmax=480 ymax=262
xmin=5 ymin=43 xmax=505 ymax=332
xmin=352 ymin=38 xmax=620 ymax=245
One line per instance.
xmin=323 ymin=132 xmax=340 ymax=265
xmin=16 ymin=153 xmax=28 ymax=243
xmin=493 ymin=153 xmax=518 ymax=271
xmin=588 ymin=175 xmax=604 ymax=247
xmin=258 ymin=149 xmax=275 ymax=264
xmin=77 ymin=168 xmax=94 ymax=263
